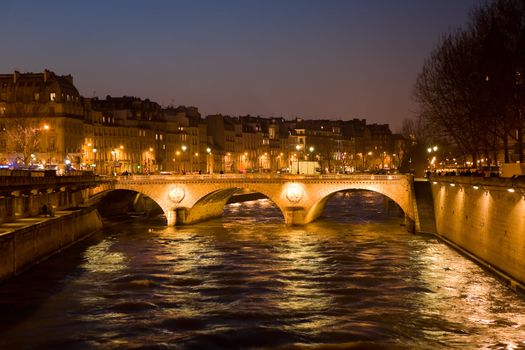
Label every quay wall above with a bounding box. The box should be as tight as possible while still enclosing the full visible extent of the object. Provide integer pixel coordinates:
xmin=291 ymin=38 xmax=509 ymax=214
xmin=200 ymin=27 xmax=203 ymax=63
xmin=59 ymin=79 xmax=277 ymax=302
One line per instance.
xmin=430 ymin=176 xmax=525 ymax=289
xmin=0 ymin=207 xmax=103 ymax=283
xmin=0 ymin=189 xmax=89 ymax=224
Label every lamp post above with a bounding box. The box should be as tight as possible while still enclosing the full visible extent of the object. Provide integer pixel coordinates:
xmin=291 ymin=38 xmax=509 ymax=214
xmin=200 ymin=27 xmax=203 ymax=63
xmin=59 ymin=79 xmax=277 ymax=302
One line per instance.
xmin=295 ymin=144 xmax=302 ymax=174
xmin=194 ymin=152 xmax=199 ymax=173
xmin=181 ymin=145 xmax=187 ymax=173
xmin=92 ymin=148 xmax=97 ymax=174
xmin=362 ymin=151 xmax=372 ymax=171
xmin=206 ymin=147 xmax=212 ymax=174
xmin=111 ymin=150 xmax=116 ymax=176
xmin=308 ymin=146 xmax=314 ymax=161
xmin=427 ymin=145 xmax=438 ymax=173
xmin=41 ymin=123 xmax=50 ymax=168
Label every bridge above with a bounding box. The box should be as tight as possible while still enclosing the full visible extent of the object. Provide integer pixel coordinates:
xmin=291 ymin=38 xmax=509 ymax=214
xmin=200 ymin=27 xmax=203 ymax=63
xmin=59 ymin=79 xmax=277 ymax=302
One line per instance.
xmin=92 ymin=174 xmax=420 ymax=230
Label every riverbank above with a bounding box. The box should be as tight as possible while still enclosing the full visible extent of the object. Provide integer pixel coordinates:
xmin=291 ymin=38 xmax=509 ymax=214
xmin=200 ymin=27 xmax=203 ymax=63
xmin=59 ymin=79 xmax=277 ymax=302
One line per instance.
xmin=0 ymin=207 xmax=103 ymax=283
xmin=429 ymin=176 xmax=525 ymax=294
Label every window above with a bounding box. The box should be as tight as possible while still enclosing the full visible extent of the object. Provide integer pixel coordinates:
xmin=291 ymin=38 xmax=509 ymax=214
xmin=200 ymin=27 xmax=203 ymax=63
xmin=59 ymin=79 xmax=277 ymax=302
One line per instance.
xmin=50 ymin=92 xmax=56 ymax=101
xmin=34 ymin=92 xmax=40 ymax=101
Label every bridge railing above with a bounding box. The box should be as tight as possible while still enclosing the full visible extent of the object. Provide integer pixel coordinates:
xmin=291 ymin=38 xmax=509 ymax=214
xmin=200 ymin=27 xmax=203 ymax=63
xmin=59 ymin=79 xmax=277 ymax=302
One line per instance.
xmin=114 ymin=173 xmax=405 ymax=182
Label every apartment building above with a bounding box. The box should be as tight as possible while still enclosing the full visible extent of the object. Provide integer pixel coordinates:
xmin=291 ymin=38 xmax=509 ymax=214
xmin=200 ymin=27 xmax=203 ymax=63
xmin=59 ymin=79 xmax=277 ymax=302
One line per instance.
xmin=0 ymin=70 xmax=401 ymax=175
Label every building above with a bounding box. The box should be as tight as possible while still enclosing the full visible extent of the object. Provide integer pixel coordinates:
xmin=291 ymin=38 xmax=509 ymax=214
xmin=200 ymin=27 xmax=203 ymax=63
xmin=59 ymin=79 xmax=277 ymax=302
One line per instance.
xmin=0 ymin=70 xmax=85 ymax=172
xmin=0 ymin=70 xmax=401 ymax=175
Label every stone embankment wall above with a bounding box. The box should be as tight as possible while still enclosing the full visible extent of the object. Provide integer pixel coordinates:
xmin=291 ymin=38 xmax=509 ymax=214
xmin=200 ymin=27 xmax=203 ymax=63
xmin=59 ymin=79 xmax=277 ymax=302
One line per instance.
xmin=0 ymin=207 xmax=103 ymax=283
xmin=430 ymin=176 xmax=525 ymax=289
xmin=0 ymin=189 xmax=89 ymax=224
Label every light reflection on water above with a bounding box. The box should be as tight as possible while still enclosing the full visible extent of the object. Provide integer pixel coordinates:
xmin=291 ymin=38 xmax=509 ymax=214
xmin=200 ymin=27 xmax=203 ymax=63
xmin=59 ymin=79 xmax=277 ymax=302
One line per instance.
xmin=0 ymin=191 xmax=524 ymax=349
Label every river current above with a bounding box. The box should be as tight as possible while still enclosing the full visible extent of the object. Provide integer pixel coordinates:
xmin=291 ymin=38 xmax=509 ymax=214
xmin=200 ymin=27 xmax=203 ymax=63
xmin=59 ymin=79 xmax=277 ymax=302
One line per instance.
xmin=0 ymin=191 xmax=524 ymax=349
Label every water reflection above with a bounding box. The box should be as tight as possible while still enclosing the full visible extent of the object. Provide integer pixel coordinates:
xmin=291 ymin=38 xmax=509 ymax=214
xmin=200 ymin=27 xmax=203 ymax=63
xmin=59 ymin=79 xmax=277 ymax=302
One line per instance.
xmin=0 ymin=191 xmax=524 ymax=349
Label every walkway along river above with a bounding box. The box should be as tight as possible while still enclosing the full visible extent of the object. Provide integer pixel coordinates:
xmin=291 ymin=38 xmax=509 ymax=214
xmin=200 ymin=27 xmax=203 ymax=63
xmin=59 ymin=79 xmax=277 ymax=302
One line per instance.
xmin=0 ymin=190 xmax=524 ymax=349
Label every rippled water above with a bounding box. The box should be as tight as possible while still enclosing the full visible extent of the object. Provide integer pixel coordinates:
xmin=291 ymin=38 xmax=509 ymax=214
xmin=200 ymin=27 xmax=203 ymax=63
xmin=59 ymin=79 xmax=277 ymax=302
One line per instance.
xmin=1 ymin=191 xmax=525 ymax=349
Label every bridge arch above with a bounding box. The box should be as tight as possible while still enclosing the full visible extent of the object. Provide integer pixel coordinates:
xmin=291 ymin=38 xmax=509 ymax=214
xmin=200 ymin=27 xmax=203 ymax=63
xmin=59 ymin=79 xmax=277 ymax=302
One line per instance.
xmin=304 ymin=185 xmax=408 ymax=224
xmin=87 ymin=188 xmax=165 ymax=219
xmin=183 ymin=186 xmax=285 ymax=224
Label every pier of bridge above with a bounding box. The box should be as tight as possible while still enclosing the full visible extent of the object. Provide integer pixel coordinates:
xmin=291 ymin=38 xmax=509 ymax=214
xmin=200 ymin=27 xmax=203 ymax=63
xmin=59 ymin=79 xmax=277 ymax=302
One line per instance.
xmin=90 ymin=174 xmax=419 ymax=230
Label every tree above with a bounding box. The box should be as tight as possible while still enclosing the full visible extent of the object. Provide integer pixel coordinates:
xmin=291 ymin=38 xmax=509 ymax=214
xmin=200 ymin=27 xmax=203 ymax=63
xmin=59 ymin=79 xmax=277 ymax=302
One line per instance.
xmin=6 ymin=119 xmax=42 ymax=168
xmin=415 ymin=0 xmax=525 ymax=164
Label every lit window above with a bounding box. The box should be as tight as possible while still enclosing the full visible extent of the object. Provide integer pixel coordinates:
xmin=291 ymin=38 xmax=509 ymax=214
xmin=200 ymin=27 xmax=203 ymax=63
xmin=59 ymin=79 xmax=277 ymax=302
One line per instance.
xmin=50 ymin=92 xmax=56 ymax=101
xmin=34 ymin=93 xmax=39 ymax=101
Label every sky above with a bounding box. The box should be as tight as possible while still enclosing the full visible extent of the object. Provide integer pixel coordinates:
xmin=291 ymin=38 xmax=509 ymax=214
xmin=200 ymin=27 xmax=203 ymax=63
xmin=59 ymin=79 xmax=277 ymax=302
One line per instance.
xmin=0 ymin=0 xmax=480 ymax=131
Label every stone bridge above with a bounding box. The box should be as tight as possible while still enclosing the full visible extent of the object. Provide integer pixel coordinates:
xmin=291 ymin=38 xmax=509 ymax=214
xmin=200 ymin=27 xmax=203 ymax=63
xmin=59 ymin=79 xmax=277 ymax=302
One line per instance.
xmin=91 ymin=174 xmax=419 ymax=230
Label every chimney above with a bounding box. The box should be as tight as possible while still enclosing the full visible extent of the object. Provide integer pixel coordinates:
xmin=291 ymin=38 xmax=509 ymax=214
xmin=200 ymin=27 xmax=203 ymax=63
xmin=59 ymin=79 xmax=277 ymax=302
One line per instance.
xmin=64 ymin=74 xmax=73 ymax=84
xmin=13 ymin=70 xmax=19 ymax=83
xmin=44 ymin=69 xmax=50 ymax=83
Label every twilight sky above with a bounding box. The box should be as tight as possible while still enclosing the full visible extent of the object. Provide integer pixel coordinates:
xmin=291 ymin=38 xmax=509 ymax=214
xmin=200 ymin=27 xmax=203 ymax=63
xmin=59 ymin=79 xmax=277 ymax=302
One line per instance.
xmin=0 ymin=0 xmax=479 ymax=131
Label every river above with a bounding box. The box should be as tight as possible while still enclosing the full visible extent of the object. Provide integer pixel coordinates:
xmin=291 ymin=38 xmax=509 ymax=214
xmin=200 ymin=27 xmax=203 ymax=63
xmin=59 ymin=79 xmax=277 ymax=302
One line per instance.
xmin=0 ymin=191 xmax=524 ymax=349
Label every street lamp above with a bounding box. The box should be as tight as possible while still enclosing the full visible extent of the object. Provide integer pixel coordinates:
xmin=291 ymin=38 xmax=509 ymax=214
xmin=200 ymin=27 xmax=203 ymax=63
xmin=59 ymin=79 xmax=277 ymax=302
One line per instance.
xmin=295 ymin=144 xmax=302 ymax=174
xmin=92 ymin=148 xmax=97 ymax=174
xmin=194 ymin=152 xmax=199 ymax=173
xmin=206 ymin=147 xmax=212 ymax=174
xmin=181 ymin=145 xmax=187 ymax=173
xmin=111 ymin=150 xmax=117 ymax=176
xmin=363 ymin=151 xmax=372 ymax=171
xmin=427 ymin=145 xmax=439 ymax=173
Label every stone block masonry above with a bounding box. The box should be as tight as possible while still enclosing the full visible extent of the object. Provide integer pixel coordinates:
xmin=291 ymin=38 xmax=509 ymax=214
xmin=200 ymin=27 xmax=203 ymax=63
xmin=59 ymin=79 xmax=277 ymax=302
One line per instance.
xmin=430 ymin=176 xmax=525 ymax=290
xmin=0 ymin=207 xmax=103 ymax=283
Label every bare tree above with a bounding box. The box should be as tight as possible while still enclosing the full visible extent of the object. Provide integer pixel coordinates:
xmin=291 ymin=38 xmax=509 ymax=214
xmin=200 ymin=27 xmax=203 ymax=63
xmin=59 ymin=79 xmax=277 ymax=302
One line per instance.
xmin=6 ymin=118 xmax=42 ymax=168
xmin=415 ymin=0 xmax=525 ymax=165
